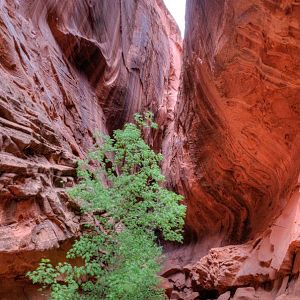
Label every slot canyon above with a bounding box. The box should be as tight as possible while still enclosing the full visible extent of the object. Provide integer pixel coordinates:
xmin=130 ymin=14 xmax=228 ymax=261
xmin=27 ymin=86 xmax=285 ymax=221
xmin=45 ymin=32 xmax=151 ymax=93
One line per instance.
xmin=0 ymin=0 xmax=300 ymax=299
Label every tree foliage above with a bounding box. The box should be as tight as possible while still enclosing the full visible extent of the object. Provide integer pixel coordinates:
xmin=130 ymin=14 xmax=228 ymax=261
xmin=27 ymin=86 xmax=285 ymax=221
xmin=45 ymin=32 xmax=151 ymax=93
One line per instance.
xmin=27 ymin=112 xmax=186 ymax=300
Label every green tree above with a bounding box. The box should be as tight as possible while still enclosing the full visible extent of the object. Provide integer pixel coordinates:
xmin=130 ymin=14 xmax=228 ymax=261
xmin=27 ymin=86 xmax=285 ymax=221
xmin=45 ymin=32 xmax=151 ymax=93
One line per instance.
xmin=27 ymin=112 xmax=186 ymax=300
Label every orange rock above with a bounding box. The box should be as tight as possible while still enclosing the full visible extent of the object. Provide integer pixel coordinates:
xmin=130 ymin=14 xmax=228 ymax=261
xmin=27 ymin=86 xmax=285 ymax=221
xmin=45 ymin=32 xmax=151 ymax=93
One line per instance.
xmin=164 ymin=0 xmax=300 ymax=298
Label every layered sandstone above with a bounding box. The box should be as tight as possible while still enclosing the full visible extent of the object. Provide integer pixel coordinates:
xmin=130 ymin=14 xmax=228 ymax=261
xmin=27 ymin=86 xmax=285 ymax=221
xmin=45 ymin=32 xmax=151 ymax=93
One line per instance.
xmin=0 ymin=0 xmax=181 ymax=298
xmin=2 ymin=0 xmax=300 ymax=299
xmin=163 ymin=0 xmax=300 ymax=299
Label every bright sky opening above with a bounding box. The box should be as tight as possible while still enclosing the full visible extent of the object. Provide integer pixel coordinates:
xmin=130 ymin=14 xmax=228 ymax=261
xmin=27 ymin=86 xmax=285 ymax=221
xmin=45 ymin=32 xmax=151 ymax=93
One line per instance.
xmin=163 ymin=0 xmax=186 ymax=37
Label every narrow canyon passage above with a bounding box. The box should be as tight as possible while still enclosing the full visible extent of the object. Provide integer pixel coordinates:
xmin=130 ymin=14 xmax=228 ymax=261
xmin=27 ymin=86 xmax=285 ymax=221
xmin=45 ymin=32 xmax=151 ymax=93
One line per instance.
xmin=0 ymin=0 xmax=300 ymax=299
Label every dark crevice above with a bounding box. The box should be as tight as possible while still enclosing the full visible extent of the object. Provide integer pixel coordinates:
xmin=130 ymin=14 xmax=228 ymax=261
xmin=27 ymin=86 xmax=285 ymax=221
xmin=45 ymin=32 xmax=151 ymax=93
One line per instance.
xmin=47 ymin=11 xmax=107 ymax=88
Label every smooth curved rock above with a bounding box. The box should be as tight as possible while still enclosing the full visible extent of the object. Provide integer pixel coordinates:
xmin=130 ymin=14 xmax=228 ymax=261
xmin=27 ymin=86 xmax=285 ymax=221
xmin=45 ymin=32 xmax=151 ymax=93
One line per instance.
xmin=170 ymin=0 xmax=300 ymax=243
xmin=164 ymin=0 xmax=300 ymax=298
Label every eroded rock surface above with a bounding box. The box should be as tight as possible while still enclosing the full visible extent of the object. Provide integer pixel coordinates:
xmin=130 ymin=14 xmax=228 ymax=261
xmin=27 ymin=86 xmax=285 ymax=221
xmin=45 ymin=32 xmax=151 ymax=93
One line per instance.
xmin=172 ymin=0 xmax=300 ymax=243
xmin=163 ymin=0 xmax=300 ymax=299
xmin=0 ymin=0 xmax=181 ymax=297
xmin=2 ymin=0 xmax=300 ymax=299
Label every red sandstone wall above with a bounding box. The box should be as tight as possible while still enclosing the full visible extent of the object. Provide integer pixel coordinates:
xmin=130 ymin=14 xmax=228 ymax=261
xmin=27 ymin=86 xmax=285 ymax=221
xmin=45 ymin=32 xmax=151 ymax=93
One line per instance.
xmin=172 ymin=0 xmax=300 ymax=243
xmin=2 ymin=0 xmax=300 ymax=299
xmin=163 ymin=1 xmax=300 ymax=299
xmin=0 ymin=0 xmax=181 ymax=298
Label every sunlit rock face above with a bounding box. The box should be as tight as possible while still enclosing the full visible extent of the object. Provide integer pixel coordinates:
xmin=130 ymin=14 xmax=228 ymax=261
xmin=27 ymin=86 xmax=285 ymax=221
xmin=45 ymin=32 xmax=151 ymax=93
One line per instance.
xmin=163 ymin=0 xmax=300 ymax=298
xmin=0 ymin=0 xmax=181 ymax=297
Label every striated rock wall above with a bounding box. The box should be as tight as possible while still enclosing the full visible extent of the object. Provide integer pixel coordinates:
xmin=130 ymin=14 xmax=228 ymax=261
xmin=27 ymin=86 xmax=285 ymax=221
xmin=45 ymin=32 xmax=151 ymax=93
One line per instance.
xmin=173 ymin=0 xmax=300 ymax=243
xmin=163 ymin=0 xmax=300 ymax=299
xmin=0 ymin=0 xmax=181 ymax=298
xmin=2 ymin=0 xmax=300 ymax=299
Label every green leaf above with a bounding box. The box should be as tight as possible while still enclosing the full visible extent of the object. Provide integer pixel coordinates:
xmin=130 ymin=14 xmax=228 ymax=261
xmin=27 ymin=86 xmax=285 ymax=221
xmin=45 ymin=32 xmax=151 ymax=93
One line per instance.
xmin=27 ymin=112 xmax=186 ymax=300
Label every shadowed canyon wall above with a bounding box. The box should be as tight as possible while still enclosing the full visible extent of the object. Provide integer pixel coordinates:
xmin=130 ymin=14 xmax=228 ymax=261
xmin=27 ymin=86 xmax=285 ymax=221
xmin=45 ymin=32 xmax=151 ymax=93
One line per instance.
xmin=0 ymin=0 xmax=181 ymax=298
xmin=162 ymin=0 xmax=300 ymax=299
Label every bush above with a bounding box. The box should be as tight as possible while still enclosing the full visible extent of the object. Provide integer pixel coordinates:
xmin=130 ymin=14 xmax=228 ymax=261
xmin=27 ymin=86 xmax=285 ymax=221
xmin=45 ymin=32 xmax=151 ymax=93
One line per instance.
xmin=27 ymin=112 xmax=186 ymax=300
